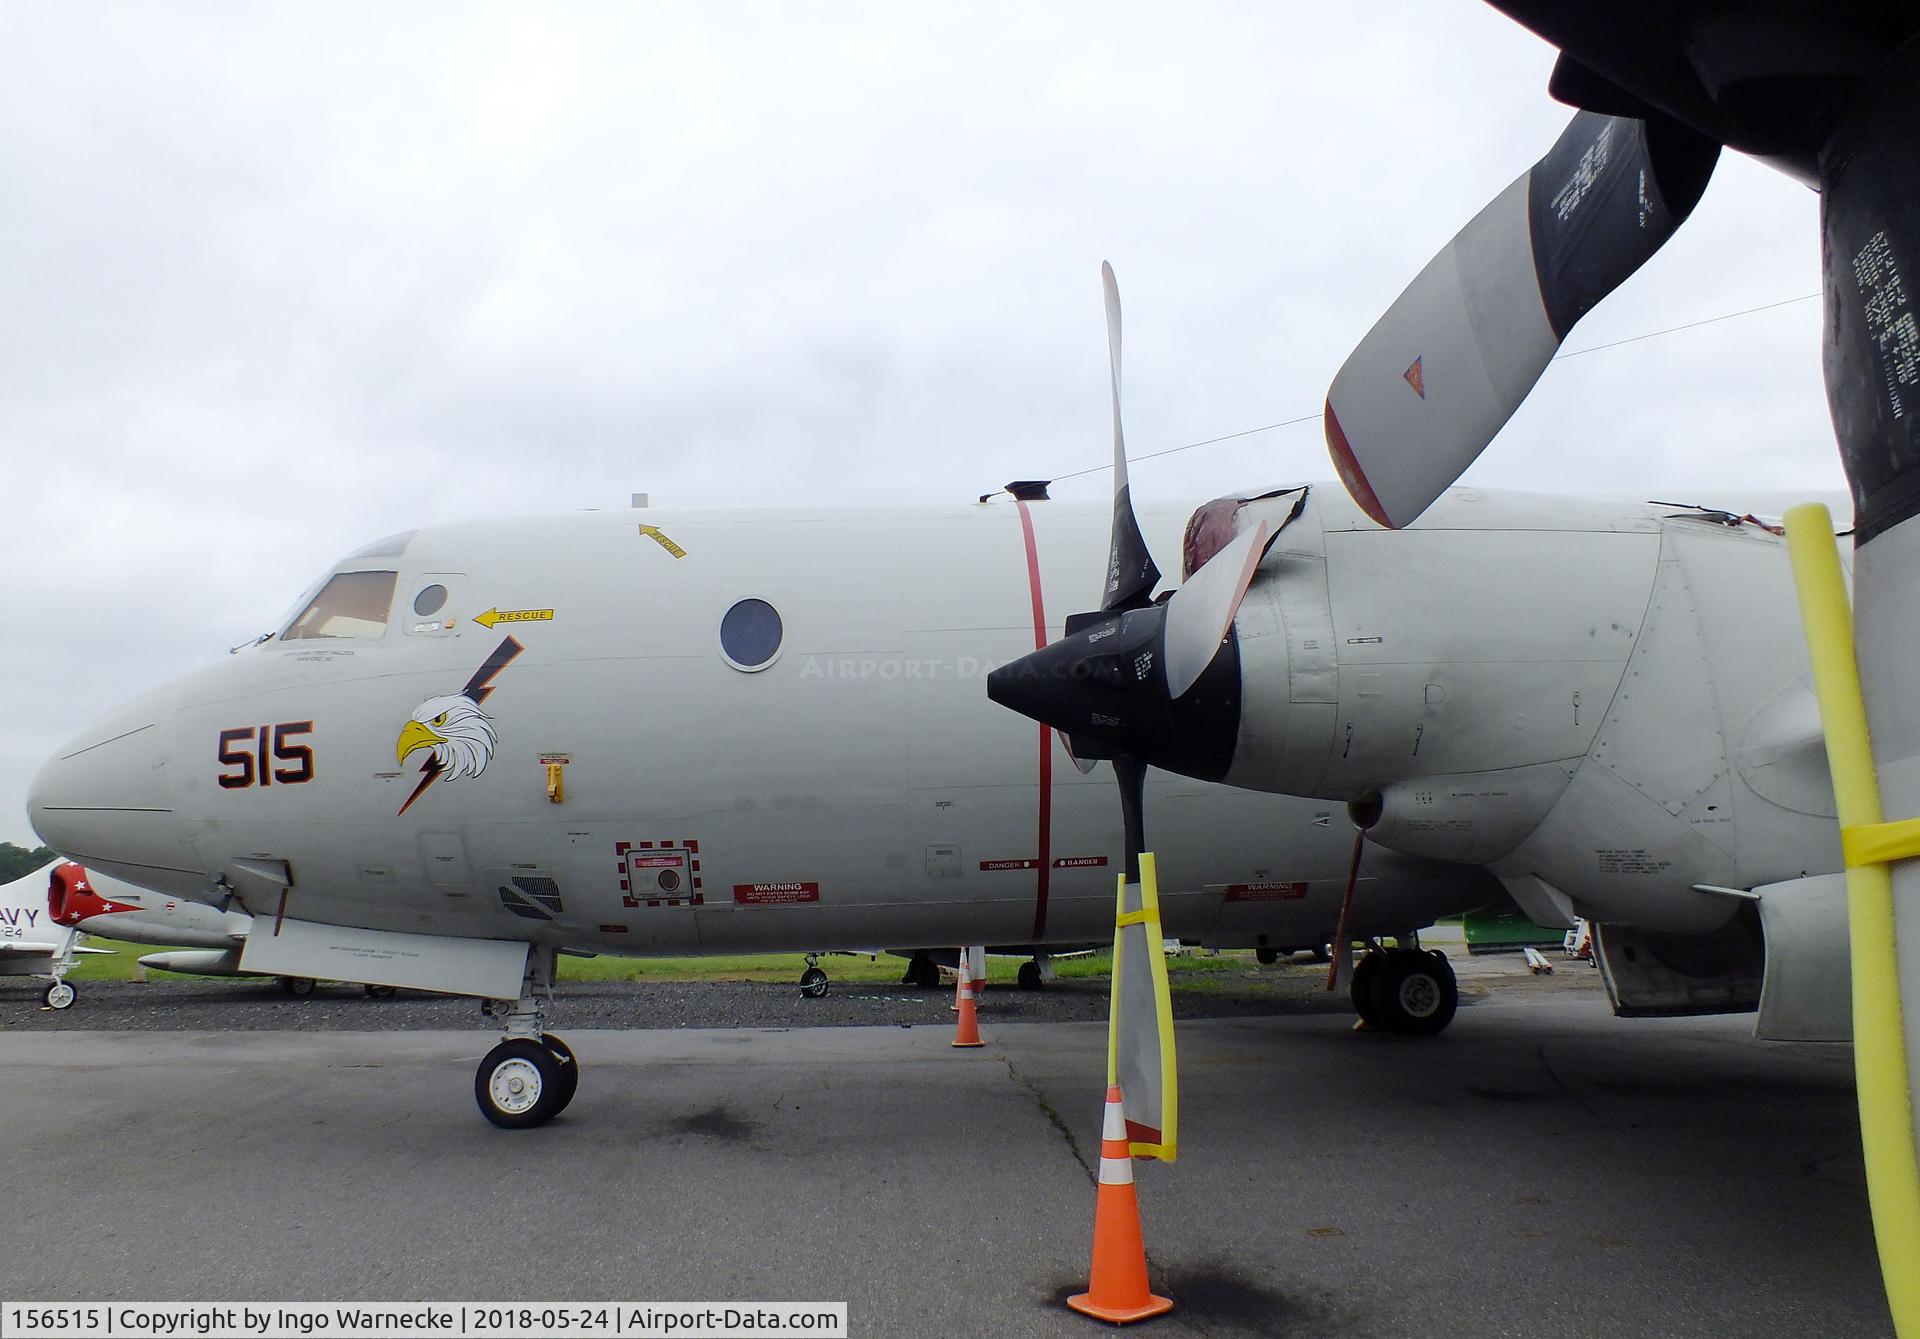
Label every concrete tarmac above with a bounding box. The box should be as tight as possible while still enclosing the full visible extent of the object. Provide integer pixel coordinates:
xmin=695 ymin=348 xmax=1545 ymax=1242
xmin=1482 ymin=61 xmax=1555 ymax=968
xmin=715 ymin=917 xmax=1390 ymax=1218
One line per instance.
xmin=0 ymin=991 xmax=1891 ymax=1338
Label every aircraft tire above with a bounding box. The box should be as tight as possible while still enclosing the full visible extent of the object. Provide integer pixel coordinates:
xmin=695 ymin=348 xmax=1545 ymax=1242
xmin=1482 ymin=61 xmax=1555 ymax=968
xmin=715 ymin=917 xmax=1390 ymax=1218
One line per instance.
xmin=541 ymin=1034 xmax=580 ymax=1116
xmin=799 ymin=966 xmax=829 ymax=998
xmin=280 ymin=976 xmax=316 ymax=998
xmin=364 ymin=983 xmax=398 ymax=1000
xmin=1367 ymin=950 xmax=1458 ymax=1038
xmin=43 ymin=980 xmax=76 ymax=1010
xmin=909 ymin=955 xmax=941 ymax=989
xmin=1018 ymin=960 xmax=1044 ymax=990
xmin=476 ymin=1039 xmax=563 ymax=1129
xmin=1255 ymin=947 xmax=1280 ymax=965
xmin=1349 ymin=953 xmax=1383 ymax=1028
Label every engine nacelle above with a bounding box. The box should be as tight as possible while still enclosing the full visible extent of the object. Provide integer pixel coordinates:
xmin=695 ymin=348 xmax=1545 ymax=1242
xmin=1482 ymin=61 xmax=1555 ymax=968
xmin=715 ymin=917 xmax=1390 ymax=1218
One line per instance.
xmin=1218 ymin=487 xmax=1843 ymax=938
xmin=1351 ymin=763 xmax=1573 ymax=866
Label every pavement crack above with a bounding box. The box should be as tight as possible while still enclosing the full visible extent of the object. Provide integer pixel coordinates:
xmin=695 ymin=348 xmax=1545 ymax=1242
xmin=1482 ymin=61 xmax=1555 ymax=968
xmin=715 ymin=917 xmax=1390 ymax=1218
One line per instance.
xmin=1536 ymin=1044 xmax=1597 ymax=1116
xmin=1003 ymin=1054 xmax=1093 ymax=1180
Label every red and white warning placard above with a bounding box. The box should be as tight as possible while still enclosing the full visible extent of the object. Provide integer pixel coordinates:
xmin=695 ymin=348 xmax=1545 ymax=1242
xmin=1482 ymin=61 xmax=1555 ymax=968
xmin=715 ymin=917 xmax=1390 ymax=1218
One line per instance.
xmin=733 ymin=881 xmax=821 ymax=906
xmin=1223 ymin=881 xmax=1309 ymax=902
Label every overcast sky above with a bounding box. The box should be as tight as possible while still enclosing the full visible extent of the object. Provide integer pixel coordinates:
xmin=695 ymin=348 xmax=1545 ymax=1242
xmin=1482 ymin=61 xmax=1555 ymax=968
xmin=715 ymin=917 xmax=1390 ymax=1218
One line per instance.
xmin=0 ymin=3 xmax=1837 ymax=845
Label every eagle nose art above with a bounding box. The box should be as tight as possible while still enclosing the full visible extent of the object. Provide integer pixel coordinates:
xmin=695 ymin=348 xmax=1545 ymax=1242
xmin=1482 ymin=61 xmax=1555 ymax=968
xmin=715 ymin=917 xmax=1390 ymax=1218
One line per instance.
xmin=28 ymin=703 xmax=183 ymax=875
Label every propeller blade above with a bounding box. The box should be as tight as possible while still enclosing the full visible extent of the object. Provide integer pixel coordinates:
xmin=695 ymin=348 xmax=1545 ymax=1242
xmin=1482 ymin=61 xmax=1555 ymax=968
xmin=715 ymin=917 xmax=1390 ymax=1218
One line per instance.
xmin=1061 ymin=730 xmax=1098 ymax=775
xmin=1162 ymin=519 xmax=1271 ymax=700
xmin=1115 ymin=755 xmax=1146 ymax=888
xmin=1100 ymin=261 xmax=1162 ymax=612
xmin=1324 ymin=110 xmax=1719 ymax=529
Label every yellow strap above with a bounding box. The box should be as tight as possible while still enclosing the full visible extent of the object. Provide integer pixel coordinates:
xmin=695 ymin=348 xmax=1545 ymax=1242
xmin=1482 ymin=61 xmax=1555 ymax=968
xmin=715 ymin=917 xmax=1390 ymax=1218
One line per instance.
xmin=1786 ymin=503 xmax=1920 ymax=1339
xmin=1844 ymin=817 xmax=1920 ymax=868
xmin=1115 ymin=909 xmax=1153 ymax=928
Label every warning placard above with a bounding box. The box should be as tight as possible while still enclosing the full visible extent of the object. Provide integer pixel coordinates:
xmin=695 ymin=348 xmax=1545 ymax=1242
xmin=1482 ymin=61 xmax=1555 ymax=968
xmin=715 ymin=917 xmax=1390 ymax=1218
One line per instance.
xmin=1052 ymin=855 xmax=1109 ymax=869
xmin=733 ymin=881 xmax=821 ymax=905
xmin=1224 ymin=881 xmax=1309 ymax=902
xmin=979 ymin=858 xmax=1039 ymax=871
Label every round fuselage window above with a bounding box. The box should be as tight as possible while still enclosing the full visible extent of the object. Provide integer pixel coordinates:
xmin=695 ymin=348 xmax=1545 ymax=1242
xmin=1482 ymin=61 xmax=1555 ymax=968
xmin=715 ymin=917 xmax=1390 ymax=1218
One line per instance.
xmin=719 ymin=597 xmax=783 ymax=672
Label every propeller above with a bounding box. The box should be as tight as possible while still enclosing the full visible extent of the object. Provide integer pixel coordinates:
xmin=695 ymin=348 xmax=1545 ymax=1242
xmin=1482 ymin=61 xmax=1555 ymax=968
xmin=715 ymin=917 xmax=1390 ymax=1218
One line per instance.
xmin=989 ymin=263 xmax=1273 ymax=876
xmin=1323 ymin=109 xmax=1718 ymax=529
xmin=1320 ymin=13 xmax=1920 ymax=1324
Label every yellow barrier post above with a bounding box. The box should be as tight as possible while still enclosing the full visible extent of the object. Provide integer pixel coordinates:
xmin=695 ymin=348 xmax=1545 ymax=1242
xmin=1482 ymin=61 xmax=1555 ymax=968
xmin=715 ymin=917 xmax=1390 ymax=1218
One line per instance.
xmin=1784 ymin=503 xmax=1920 ymax=1337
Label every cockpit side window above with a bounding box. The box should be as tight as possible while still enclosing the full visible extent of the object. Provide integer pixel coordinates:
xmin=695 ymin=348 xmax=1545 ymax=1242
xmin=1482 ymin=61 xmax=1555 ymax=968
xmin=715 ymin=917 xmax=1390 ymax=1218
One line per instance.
xmin=281 ymin=571 xmax=399 ymax=640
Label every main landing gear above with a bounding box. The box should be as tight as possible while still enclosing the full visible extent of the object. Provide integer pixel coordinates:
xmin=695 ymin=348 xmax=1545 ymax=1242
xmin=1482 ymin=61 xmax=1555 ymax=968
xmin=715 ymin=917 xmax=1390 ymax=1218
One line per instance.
xmin=1350 ymin=942 xmax=1458 ymax=1037
xmin=899 ymin=951 xmax=941 ymax=989
xmin=800 ymin=953 xmax=830 ymax=999
xmin=474 ymin=947 xmax=578 ymax=1129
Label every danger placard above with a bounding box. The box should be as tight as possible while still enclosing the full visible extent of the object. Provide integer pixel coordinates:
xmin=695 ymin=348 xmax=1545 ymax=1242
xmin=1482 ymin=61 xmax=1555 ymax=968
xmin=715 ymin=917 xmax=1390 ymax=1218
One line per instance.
xmin=733 ymin=881 xmax=821 ymax=905
xmin=1224 ymin=881 xmax=1309 ymax=902
xmin=1052 ymin=855 xmax=1109 ymax=869
xmin=631 ymin=854 xmax=685 ymax=869
xmin=979 ymin=858 xmax=1039 ymax=871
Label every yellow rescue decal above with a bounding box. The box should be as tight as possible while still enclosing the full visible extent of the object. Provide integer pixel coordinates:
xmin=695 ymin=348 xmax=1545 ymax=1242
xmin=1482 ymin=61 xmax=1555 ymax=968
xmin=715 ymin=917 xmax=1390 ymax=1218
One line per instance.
xmin=473 ymin=607 xmax=555 ymax=629
xmin=639 ymin=524 xmax=687 ymax=559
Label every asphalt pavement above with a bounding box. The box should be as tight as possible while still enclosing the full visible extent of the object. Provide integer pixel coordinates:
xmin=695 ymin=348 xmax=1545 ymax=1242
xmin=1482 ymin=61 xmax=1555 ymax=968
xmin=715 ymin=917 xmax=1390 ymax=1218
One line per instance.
xmin=0 ymin=961 xmax=1889 ymax=1339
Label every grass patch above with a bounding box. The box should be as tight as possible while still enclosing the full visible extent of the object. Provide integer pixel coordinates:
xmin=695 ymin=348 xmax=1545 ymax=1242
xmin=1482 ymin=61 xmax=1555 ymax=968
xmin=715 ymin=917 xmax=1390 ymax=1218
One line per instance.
xmin=62 ymin=937 xmax=1277 ymax=986
xmin=66 ymin=941 xmax=174 ymax=981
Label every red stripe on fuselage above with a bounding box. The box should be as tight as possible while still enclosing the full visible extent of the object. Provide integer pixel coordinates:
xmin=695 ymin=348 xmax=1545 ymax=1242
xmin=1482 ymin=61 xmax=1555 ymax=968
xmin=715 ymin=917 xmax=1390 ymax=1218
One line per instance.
xmin=1013 ymin=499 xmax=1054 ymax=940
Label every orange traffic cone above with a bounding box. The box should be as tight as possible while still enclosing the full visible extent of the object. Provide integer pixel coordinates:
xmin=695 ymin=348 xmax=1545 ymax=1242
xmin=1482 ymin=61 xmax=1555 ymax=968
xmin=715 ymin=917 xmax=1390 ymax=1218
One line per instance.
xmin=952 ymin=950 xmax=984 ymax=1048
xmin=1067 ymin=1085 xmax=1173 ymax=1323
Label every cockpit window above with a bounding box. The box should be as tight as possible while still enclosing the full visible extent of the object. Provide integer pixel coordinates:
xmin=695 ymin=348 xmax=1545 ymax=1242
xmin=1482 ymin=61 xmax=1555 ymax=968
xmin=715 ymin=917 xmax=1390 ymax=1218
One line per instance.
xmin=281 ymin=571 xmax=399 ymax=640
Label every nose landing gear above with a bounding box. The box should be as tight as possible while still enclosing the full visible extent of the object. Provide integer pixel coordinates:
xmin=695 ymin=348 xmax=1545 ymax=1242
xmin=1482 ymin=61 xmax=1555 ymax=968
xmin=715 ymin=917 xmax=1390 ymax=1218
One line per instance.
xmin=474 ymin=947 xmax=578 ymax=1129
xmin=42 ymin=979 xmax=76 ymax=1010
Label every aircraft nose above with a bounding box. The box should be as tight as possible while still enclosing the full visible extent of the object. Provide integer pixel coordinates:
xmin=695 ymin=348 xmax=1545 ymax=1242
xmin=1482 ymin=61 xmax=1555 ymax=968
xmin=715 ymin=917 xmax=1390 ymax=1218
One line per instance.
xmin=29 ymin=696 xmax=202 ymax=891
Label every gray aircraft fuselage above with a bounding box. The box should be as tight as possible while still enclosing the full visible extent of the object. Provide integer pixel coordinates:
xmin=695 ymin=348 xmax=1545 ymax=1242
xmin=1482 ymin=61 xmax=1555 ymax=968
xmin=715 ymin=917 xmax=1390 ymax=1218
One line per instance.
xmin=28 ymin=499 xmax=1497 ymax=960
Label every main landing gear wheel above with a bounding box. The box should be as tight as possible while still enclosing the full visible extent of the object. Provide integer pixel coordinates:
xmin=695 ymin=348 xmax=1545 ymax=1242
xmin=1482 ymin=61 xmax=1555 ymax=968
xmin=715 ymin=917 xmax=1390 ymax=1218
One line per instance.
xmin=907 ymin=954 xmax=941 ymax=989
xmin=279 ymin=976 xmax=316 ymax=998
xmin=1255 ymin=947 xmax=1280 ymax=965
xmin=1366 ymin=949 xmax=1459 ymax=1037
xmin=476 ymin=1038 xmax=565 ymax=1128
xmin=1349 ymin=953 xmax=1384 ymax=1028
xmin=43 ymin=980 xmax=75 ymax=1010
xmin=1018 ymin=959 xmax=1045 ymax=990
xmin=364 ymin=983 xmax=397 ymax=1000
xmin=798 ymin=952 xmax=830 ymax=998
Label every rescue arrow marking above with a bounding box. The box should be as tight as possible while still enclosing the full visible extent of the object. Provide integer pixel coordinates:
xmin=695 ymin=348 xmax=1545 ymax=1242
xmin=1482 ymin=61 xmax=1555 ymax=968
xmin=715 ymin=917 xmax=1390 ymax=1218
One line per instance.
xmin=473 ymin=608 xmax=554 ymax=629
xmin=639 ymin=525 xmax=687 ymax=559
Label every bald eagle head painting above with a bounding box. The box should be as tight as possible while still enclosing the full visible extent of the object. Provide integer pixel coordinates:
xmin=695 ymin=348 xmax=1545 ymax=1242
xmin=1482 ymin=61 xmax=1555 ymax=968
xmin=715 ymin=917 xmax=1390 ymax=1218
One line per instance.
xmin=396 ymin=694 xmax=498 ymax=781
xmin=391 ymin=634 xmax=524 ymax=816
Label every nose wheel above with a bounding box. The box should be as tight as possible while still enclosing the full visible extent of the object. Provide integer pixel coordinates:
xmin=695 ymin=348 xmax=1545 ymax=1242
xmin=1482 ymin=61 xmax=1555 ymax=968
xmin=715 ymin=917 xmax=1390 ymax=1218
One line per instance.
xmin=475 ymin=1033 xmax=579 ymax=1128
xmin=42 ymin=980 xmax=76 ymax=1010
